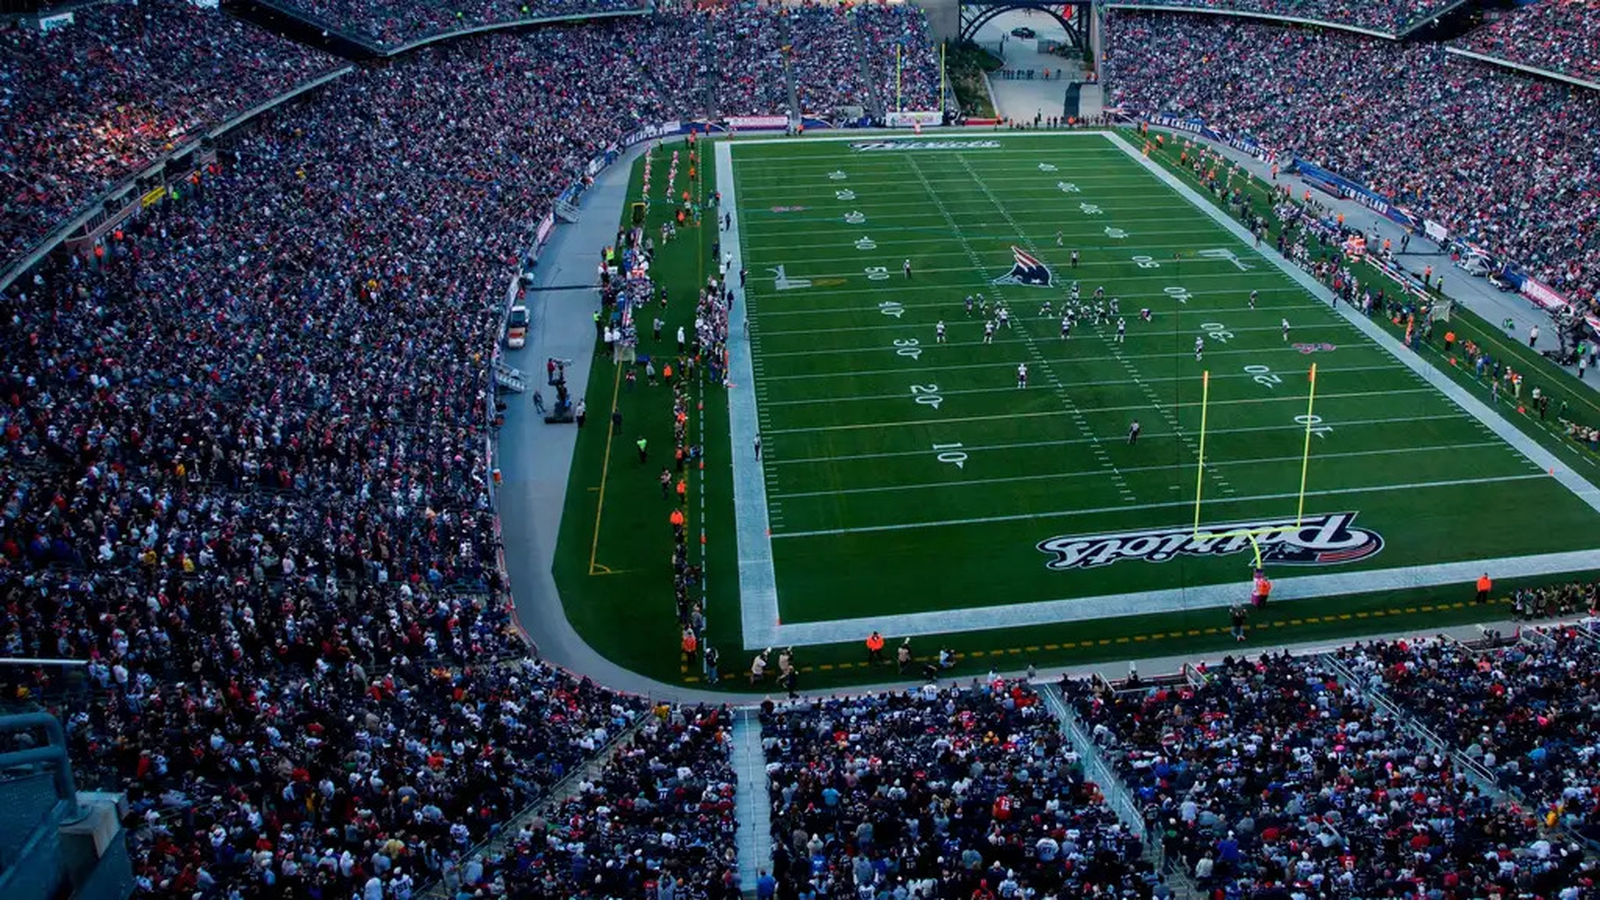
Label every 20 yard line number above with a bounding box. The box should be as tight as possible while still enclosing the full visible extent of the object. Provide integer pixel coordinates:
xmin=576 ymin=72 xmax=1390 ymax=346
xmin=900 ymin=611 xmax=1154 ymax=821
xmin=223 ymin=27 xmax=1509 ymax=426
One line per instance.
xmin=911 ymin=383 xmax=943 ymax=410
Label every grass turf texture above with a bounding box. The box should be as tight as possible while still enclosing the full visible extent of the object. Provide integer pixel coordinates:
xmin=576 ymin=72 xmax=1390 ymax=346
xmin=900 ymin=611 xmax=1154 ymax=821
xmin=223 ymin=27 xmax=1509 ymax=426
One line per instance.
xmin=734 ymin=134 xmax=1594 ymax=622
xmin=550 ymin=132 xmax=1600 ymax=691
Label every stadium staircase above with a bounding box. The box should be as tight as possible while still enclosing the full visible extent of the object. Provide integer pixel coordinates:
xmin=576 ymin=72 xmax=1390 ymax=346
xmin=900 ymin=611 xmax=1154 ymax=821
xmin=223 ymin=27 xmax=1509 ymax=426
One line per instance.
xmin=777 ymin=13 xmax=800 ymax=123
xmin=416 ymin=711 xmax=652 ymax=900
xmin=849 ymin=15 xmax=885 ymax=121
xmin=1040 ymin=678 xmax=1201 ymax=899
xmin=492 ymin=360 xmax=526 ymax=393
xmin=729 ymin=708 xmax=771 ymax=895
xmin=0 ymin=713 xmax=133 ymax=900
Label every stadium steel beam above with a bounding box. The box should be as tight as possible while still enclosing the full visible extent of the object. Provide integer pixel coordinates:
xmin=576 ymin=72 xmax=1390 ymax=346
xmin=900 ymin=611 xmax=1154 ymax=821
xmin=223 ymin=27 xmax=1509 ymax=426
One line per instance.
xmin=959 ymin=0 xmax=1090 ymax=48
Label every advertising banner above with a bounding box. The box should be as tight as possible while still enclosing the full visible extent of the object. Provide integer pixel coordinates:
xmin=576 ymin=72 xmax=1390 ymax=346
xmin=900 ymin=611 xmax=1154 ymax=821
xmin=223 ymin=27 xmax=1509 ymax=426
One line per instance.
xmin=1150 ymin=112 xmax=1271 ymax=160
xmin=620 ymin=120 xmax=685 ymax=148
xmin=535 ymin=213 xmax=555 ymax=248
xmin=1292 ymin=159 xmax=1419 ymax=230
xmin=886 ymin=110 xmax=943 ymax=128
xmin=725 ymin=115 xmax=789 ymax=130
xmin=1423 ymin=219 xmax=1448 ymax=242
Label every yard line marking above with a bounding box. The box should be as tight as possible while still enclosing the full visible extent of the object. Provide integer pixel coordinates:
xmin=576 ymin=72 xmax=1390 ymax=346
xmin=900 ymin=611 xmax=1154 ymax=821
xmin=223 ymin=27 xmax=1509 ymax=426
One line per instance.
xmin=756 ymin=342 xmax=1391 ymax=381
xmin=755 ymin=300 xmax=1310 ymax=332
xmin=769 ymin=440 xmax=1508 ymax=500
xmin=905 ymin=152 xmax=1134 ymax=500
xmin=771 ymin=473 xmax=1547 ymax=539
xmin=752 ymin=291 xmax=1324 ymax=318
xmin=763 ymin=387 xmax=1438 ymax=435
xmin=739 ymin=230 xmax=1228 ymax=252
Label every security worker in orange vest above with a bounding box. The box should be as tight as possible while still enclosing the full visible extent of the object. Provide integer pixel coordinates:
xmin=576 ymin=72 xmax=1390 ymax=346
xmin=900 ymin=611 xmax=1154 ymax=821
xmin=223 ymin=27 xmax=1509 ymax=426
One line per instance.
xmin=681 ymin=627 xmax=698 ymax=664
xmin=669 ymin=508 xmax=686 ymax=532
xmin=1476 ymin=573 xmax=1492 ymax=603
xmin=865 ymin=630 xmax=885 ymax=664
xmin=676 ymin=478 xmax=687 ymax=506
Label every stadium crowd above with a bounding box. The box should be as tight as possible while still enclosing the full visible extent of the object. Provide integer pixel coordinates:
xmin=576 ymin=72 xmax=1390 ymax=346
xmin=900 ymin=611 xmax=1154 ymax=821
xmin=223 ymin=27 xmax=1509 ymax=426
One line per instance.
xmin=707 ymin=2 xmax=790 ymax=118
xmin=791 ymin=4 xmax=871 ymax=115
xmin=1455 ymin=0 xmax=1600 ymax=85
xmin=1337 ymin=632 xmax=1600 ymax=838
xmin=858 ymin=4 xmax=944 ymax=113
xmin=282 ymin=0 xmax=641 ymax=46
xmin=1105 ymin=11 xmax=1600 ymax=308
xmin=761 ymin=680 xmax=1154 ymax=899
xmin=0 ymin=21 xmax=727 ymax=899
xmin=1110 ymin=0 xmax=1456 ymax=34
xmin=1065 ymin=654 xmax=1592 ymax=898
xmin=0 ymin=0 xmax=341 ymax=267
xmin=459 ymin=703 xmax=740 ymax=899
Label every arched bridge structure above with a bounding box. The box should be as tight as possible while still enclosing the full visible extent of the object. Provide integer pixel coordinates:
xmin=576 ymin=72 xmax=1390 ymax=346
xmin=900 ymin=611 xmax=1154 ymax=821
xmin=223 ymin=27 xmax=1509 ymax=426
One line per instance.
xmin=959 ymin=0 xmax=1092 ymax=48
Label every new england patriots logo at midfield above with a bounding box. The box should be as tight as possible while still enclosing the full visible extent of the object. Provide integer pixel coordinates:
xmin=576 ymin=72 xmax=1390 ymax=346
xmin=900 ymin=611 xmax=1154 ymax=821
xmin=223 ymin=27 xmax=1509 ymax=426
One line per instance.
xmin=992 ymin=245 xmax=1053 ymax=287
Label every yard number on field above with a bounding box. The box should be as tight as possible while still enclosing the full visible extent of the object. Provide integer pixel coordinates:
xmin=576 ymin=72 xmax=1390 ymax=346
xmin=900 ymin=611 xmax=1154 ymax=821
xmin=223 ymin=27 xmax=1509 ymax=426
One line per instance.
xmin=1105 ymin=227 xmax=1130 ymax=239
xmin=1297 ymin=415 xmax=1333 ymax=438
xmin=836 ymin=189 xmax=857 ymax=201
xmin=1079 ymin=202 xmax=1102 ymax=216
xmin=855 ymin=236 xmax=877 ymax=250
xmin=1132 ymin=255 xmax=1160 ymax=269
xmin=844 ymin=211 xmax=866 ymax=224
xmin=1244 ymin=364 xmax=1281 ymax=389
xmin=933 ymin=442 xmax=968 ymax=469
xmin=1057 ymin=182 xmax=1080 ymax=193
xmin=1200 ymin=322 xmax=1234 ymax=342
xmin=894 ymin=338 xmax=922 ymax=360
xmin=911 ymin=384 xmax=943 ymax=410
xmin=1165 ymin=286 xmax=1191 ymax=304
xmin=879 ymin=301 xmax=905 ymax=318
xmin=865 ymin=266 xmax=891 ymax=281
xmin=829 ymin=170 xmax=848 ymax=180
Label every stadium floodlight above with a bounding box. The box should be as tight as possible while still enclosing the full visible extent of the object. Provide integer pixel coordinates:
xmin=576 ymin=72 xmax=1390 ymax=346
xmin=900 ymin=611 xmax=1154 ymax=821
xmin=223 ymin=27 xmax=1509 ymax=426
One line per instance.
xmin=1191 ymin=364 xmax=1319 ymax=571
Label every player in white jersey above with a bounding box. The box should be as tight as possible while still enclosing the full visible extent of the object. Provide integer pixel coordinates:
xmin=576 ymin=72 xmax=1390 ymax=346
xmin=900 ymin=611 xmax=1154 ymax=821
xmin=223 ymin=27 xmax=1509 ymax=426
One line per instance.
xmin=935 ymin=320 xmax=946 ymax=343
xmin=1116 ymin=318 xmax=1126 ymax=343
xmin=1094 ymin=285 xmax=1105 ymax=302
xmin=983 ymin=320 xmax=995 ymax=344
xmin=1070 ymin=281 xmax=1081 ymax=302
xmin=1017 ymin=363 xmax=1028 ymax=388
xmin=1109 ymin=296 xmax=1120 ymax=316
xmin=1281 ymin=317 xmax=1291 ymax=341
xmin=1195 ymin=336 xmax=1204 ymax=361
xmin=1039 ymin=298 xmax=1053 ymax=318
xmin=1140 ymin=308 xmax=1152 ymax=323
xmin=1249 ymin=290 xmax=1259 ymax=309
xmin=965 ymin=295 xmax=974 ymax=317
xmin=998 ymin=307 xmax=1011 ymax=329
xmin=1060 ymin=315 xmax=1072 ymax=339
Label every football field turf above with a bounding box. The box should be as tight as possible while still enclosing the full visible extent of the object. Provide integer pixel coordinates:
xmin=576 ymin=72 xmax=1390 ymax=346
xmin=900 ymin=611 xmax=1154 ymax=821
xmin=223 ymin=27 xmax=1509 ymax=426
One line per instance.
xmin=718 ymin=130 xmax=1600 ymax=650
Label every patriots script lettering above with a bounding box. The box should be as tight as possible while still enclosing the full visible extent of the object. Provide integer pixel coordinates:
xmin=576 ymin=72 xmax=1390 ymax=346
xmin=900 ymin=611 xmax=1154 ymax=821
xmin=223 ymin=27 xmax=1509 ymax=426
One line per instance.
xmin=1036 ymin=512 xmax=1384 ymax=570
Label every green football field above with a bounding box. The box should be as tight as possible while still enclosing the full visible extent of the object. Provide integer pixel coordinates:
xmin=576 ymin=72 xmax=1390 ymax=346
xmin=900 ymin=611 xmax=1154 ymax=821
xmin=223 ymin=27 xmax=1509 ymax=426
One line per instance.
xmin=718 ymin=130 xmax=1600 ymax=649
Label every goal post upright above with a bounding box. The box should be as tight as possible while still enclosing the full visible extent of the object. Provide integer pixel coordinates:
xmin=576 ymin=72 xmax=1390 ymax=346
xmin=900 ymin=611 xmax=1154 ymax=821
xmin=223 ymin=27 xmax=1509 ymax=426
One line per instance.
xmin=1296 ymin=363 xmax=1319 ymax=527
xmin=1193 ymin=369 xmax=1210 ymax=537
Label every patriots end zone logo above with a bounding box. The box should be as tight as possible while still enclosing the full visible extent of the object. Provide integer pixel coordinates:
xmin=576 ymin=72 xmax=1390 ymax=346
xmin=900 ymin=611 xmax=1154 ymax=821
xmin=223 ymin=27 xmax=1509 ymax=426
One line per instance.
xmin=993 ymin=246 xmax=1052 ymax=288
xmin=1036 ymin=512 xmax=1383 ymax=571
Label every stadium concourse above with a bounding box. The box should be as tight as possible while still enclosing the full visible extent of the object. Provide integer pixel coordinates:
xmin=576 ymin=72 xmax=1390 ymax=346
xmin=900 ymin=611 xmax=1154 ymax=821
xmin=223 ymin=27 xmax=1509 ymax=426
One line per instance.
xmin=2 ymin=1 xmax=1600 ymax=900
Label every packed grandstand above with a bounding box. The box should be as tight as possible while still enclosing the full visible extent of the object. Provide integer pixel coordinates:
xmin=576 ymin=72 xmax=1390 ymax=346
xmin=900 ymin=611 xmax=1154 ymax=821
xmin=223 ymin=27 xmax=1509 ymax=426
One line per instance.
xmin=2 ymin=0 xmax=1600 ymax=898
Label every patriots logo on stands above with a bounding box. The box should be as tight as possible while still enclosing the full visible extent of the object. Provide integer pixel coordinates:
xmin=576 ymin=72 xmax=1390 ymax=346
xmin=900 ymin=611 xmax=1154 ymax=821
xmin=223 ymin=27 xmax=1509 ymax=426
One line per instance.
xmin=993 ymin=245 xmax=1053 ymax=288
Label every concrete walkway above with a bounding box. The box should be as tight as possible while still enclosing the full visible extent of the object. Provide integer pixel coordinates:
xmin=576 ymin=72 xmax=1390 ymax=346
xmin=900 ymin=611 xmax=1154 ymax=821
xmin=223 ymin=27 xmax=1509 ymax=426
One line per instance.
xmin=730 ymin=708 xmax=772 ymax=891
xmin=973 ymin=9 xmax=1082 ymax=123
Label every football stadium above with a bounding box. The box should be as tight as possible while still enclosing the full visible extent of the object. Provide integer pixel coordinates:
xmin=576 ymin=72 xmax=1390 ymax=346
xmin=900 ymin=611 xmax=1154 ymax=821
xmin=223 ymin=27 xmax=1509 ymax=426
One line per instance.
xmin=3 ymin=0 xmax=1600 ymax=897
